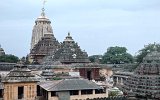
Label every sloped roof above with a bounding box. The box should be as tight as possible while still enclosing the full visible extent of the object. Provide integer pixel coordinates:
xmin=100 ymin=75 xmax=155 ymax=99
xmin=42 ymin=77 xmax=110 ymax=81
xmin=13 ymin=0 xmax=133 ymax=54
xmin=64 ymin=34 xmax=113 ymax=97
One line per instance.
xmin=2 ymin=65 xmax=38 ymax=83
xmin=39 ymin=79 xmax=102 ymax=91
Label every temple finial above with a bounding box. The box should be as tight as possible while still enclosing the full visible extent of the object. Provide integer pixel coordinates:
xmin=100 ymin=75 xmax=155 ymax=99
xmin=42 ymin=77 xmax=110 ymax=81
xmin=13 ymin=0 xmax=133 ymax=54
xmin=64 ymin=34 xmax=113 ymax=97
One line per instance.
xmin=68 ymin=32 xmax=70 ymax=36
xmin=42 ymin=0 xmax=47 ymax=9
xmin=41 ymin=0 xmax=47 ymax=16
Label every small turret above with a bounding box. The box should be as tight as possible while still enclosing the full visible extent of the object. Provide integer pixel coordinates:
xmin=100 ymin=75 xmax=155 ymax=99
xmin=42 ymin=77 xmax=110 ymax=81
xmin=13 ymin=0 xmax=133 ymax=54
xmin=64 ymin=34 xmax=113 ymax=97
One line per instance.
xmin=0 ymin=45 xmax=5 ymax=56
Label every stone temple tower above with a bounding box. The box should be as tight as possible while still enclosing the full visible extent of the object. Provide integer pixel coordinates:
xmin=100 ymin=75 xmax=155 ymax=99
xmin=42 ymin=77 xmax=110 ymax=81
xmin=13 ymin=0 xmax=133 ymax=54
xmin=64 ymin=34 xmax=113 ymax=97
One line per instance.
xmin=31 ymin=8 xmax=53 ymax=50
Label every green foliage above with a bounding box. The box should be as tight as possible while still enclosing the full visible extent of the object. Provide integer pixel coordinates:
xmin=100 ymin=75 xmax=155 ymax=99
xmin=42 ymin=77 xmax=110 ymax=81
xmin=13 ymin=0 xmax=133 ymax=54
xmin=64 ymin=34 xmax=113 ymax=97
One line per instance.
xmin=0 ymin=54 xmax=19 ymax=63
xmin=136 ymin=43 xmax=160 ymax=63
xmin=102 ymin=46 xmax=133 ymax=64
xmin=108 ymin=91 xmax=119 ymax=97
xmin=89 ymin=55 xmax=102 ymax=63
xmin=53 ymin=77 xmax=62 ymax=80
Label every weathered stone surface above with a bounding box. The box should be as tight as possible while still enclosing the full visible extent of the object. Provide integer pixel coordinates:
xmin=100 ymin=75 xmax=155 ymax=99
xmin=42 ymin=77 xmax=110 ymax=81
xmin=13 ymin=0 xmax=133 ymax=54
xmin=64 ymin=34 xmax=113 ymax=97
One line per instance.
xmin=124 ymin=51 xmax=160 ymax=99
xmin=31 ymin=10 xmax=53 ymax=50
xmin=30 ymin=33 xmax=59 ymax=64
xmin=43 ymin=33 xmax=90 ymax=64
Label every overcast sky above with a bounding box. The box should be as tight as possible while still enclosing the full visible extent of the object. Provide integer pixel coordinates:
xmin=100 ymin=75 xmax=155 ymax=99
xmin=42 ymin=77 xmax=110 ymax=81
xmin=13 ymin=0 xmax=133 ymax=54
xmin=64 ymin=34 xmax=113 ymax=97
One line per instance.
xmin=0 ymin=0 xmax=160 ymax=57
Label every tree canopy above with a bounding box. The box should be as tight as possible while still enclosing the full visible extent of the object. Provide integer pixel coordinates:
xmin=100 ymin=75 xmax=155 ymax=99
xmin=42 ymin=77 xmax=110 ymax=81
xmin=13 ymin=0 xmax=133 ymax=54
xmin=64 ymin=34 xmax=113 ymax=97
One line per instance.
xmin=89 ymin=55 xmax=102 ymax=63
xmin=136 ymin=43 xmax=160 ymax=63
xmin=102 ymin=46 xmax=133 ymax=64
xmin=0 ymin=54 xmax=19 ymax=63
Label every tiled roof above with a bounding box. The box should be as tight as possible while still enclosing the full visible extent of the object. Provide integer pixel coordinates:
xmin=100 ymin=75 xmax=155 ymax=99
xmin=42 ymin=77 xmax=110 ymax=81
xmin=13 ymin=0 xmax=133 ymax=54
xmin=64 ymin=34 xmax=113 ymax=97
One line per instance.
xmin=39 ymin=79 xmax=102 ymax=91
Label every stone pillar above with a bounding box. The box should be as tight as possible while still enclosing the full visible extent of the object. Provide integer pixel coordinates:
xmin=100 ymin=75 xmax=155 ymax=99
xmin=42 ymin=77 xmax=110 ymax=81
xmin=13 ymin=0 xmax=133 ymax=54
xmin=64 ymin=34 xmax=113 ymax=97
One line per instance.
xmin=93 ymin=90 xmax=95 ymax=95
xmin=48 ymin=92 xmax=51 ymax=100
xmin=121 ymin=78 xmax=123 ymax=84
xmin=79 ymin=90 xmax=81 ymax=96
xmin=24 ymin=86 xmax=27 ymax=99
xmin=116 ymin=77 xmax=119 ymax=84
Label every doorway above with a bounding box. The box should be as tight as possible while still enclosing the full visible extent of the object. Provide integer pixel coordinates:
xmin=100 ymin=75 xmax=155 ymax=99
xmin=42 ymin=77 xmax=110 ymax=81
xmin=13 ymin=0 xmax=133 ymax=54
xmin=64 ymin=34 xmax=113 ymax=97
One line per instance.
xmin=18 ymin=86 xmax=24 ymax=99
xmin=87 ymin=70 xmax=92 ymax=80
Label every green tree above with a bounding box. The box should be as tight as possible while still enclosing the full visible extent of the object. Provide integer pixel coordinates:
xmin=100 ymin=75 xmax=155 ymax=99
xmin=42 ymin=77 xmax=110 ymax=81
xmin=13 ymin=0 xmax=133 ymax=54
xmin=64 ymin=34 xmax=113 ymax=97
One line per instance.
xmin=136 ymin=43 xmax=160 ymax=63
xmin=0 ymin=54 xmax=19 ymax=63
xmin=89 ymin=55 xmax=102 ymax=63
xmin=102 ymin=46 xmax=133 ymax=64
xmin=108 ymin=91 xmax=119 ymax=97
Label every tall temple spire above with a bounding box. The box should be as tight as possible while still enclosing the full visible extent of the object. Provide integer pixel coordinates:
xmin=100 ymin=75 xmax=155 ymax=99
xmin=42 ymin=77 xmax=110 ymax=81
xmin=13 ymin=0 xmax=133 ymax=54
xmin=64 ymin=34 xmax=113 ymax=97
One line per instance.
xmin=30 ymin=0 xmax=54 ymax=50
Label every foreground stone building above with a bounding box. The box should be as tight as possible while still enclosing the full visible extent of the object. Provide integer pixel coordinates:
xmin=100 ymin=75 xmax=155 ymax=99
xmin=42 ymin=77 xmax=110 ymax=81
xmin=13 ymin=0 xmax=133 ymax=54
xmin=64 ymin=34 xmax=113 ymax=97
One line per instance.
xmin=2 ymin=64 xmax=38 ymax=100
xmin=123 ymin=51 xmax=160 ymax=99
xmin=0 ymin=64 xmax=109 ymax=100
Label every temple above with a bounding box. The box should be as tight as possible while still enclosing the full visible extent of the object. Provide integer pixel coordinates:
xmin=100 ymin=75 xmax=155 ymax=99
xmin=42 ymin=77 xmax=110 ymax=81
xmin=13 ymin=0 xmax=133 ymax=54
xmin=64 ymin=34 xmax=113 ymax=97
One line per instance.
xmin=123 ymin=50 xmax=160 ymax=99
xmin=43 ymin=32 xmax=90 ymax=64
xmin=30 ymin=8 xmax=53 ymax=50
xmin=30 ymin=33 xmax=59 ymax=64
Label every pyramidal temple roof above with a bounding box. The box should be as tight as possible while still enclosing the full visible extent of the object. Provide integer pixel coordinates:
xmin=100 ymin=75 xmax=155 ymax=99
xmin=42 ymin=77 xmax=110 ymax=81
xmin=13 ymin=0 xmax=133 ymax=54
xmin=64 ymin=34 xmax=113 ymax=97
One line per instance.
xmin=2 ymin=64 xmax=38 ymax=83
xmin=123 ymin=50 xmax=160 ymax=98
xmin=135 ymin=50 xmax=160 ymax=75
xmin=43 ymin=33 xmax=90 ymax=64
xmin=30 ymin=33 xmax=59 ymax=56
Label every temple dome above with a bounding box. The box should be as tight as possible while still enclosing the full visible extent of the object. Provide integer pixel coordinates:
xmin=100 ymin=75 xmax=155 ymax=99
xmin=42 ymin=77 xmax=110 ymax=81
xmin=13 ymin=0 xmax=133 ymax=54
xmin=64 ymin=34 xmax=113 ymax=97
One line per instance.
xmin=36 ymin=10 xmax=50 ymax=22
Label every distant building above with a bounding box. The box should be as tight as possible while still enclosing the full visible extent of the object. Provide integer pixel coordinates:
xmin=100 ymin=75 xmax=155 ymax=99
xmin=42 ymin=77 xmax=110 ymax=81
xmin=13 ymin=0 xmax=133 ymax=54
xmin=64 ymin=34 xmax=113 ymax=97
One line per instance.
xmin=123 ymin=51 xmax=160 ymax=99
xmin=37 ymin=79 xmax=108 ymax=100
xmin=0 ymin=45 xmax=5 ymax=56
xmin=2 ymin=64 xmax=38 ymax=100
